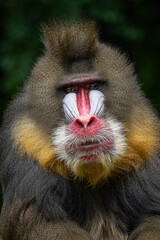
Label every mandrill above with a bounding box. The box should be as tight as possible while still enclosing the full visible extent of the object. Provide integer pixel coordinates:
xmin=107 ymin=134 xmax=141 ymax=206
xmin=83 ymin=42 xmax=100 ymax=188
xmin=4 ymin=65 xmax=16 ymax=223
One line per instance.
xmin=0 ymin=21 xmax=160 ymax=240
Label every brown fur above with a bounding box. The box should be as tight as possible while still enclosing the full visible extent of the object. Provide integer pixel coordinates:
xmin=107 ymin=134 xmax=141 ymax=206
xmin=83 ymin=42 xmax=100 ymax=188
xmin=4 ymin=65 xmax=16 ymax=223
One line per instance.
xmin=0 ymin=199 xmax=92 ymax=240
xmin=42 ymin=21 xmax=98 ymax=64
xmin=86 ymin=210 xmax=128 ymax=240
xmin=129 ymin=216 xmax=160 ymax=240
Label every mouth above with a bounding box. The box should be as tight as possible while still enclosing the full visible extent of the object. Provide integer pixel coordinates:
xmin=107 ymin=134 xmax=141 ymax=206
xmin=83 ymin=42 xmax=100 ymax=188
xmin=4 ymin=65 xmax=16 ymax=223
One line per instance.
xmin=66 ymin=138 xmax=114 ymax=156
xmin=76 ymin=141 xmax=102 ymax=151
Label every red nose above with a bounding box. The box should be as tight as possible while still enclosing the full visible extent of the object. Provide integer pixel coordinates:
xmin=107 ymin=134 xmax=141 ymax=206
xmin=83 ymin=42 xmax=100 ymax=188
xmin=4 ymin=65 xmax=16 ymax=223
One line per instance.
xmin=70 ymin=115 xmax=102 ymax=137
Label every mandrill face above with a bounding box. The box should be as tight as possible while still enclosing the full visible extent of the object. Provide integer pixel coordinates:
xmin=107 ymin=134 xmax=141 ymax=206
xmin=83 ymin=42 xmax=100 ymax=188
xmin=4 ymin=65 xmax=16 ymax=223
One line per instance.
xmin=52 ymin=75 xmax=126 ymax=181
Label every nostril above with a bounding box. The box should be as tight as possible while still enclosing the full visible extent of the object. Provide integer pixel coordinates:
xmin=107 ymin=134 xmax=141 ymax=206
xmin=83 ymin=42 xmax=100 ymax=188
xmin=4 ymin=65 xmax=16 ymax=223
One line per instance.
xmin=71 ymin=116 xmax=102 ymax=136
xmin=87 ymin=116 xmax=95 ymax=127
xmin=75 ymin=119 xmax=84 ymax=128
xmin=73 ymin=116 xmax=98 ymax=129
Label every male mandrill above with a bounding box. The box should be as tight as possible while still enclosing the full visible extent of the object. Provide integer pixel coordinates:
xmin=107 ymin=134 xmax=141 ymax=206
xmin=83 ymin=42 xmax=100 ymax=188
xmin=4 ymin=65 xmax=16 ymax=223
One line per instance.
xmin=0 ymin=21 xmax=160 ymax=240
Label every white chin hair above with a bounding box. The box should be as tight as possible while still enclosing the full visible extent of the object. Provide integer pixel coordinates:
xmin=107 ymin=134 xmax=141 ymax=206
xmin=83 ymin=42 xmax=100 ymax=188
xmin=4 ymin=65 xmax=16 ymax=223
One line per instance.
xmin=52 ymin=116 xmax=126 ymax=171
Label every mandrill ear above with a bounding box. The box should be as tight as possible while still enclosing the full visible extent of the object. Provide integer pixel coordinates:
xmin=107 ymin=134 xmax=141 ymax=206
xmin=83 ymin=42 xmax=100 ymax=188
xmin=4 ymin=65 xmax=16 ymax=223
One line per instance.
xmin=41 ymin=20 xmax=99 ymax=63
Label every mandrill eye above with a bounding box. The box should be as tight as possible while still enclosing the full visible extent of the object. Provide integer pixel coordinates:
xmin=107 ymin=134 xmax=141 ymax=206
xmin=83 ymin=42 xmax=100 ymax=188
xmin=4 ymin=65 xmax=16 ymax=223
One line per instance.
xmin=65 ymin=86 xmax=74 ymax=94
xmin=56 ymin=85 xmax=76 ymax=96
xmin=89 ymin=82 xmax=98 ymax=90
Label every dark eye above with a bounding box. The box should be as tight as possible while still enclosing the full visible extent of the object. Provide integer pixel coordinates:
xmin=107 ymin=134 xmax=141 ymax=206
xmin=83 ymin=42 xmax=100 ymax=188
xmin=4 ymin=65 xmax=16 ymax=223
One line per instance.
xmin=88 ymin=82 xmax=98 ymax=90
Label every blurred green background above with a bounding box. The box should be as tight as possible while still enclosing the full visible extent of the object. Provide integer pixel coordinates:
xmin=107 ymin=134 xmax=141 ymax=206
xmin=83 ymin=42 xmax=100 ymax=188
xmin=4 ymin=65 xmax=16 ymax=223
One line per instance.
xmin=0 ymin=0 xmax=160 ymax=210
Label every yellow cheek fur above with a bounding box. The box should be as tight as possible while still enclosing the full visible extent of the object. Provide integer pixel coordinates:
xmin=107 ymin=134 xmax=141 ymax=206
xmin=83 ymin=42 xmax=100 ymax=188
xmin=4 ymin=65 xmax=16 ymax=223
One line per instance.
xmin=12 ymin=116 xmax=69 ymax=178
xmin=12 ymin=117 xmax=53 ymax=164
xmin=112 ymin=116 xmax=159 ymax=175
xmin=127 ymin=119 xmax=158 ymax=157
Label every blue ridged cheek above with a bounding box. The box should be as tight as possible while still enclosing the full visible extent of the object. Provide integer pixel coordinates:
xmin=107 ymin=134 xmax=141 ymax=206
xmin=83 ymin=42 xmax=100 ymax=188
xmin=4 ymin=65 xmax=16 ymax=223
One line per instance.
xmin=63 ymin=90 xmax=104 ymax=123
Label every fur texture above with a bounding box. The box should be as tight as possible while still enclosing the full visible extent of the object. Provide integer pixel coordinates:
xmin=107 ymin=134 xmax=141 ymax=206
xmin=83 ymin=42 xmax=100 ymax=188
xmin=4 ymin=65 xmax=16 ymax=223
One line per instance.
xmin=0 ymin=21 xmax=160 ymax=240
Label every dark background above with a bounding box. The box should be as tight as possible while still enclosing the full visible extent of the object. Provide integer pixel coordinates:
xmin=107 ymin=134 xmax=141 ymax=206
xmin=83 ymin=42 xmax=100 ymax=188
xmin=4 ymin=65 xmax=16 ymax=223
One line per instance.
xmin=0 ymin=0 xmax=160 ymax=210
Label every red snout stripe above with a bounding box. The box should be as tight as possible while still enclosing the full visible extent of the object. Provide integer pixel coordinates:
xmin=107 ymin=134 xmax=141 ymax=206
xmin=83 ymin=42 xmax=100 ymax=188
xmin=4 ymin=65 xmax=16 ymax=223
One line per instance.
xmin=76 ymin=88 xmax=90 ymax=116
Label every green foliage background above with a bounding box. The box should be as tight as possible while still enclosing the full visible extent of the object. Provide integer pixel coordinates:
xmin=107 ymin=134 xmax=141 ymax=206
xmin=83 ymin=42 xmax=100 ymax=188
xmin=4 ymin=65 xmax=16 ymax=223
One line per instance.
xmin=0 ymin=0 xmax=160 ymax=210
